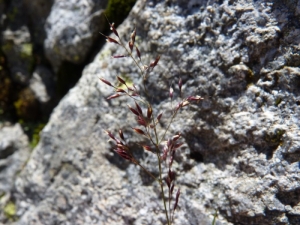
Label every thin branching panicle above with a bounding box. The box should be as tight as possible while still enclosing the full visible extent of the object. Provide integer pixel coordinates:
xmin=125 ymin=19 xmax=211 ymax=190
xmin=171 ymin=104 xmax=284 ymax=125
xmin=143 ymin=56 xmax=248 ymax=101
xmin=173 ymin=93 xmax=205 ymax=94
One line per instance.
xmin=99 ymin=17 xmax=203 ymax=225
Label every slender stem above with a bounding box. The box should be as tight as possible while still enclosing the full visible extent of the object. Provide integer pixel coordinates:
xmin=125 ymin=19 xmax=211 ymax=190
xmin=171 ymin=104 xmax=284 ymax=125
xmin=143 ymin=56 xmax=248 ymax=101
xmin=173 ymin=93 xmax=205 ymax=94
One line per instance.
xmin=159 ymin=110 xmax=178 ymax=144
xmin=117 ymin=37 xmax=144 ymax=74
xmin=168 ymin=188 xmax=171 ymax=224
xmin=118 ymin=38 xmax=150 ymax=98
xmin=212 ymin=210 xmax=218 ymax=225
xmin=155 ymin=144 xmax=170 ymax=225
xmin=117 ymin=34 xmax=171 ymax=225
xmin=145 ymin=118 xmax=170 ymax=225
xmin=136 ymin=161 xmax=160 ymax=183
xmin=125 ymin=91 xmax=147 ymax=105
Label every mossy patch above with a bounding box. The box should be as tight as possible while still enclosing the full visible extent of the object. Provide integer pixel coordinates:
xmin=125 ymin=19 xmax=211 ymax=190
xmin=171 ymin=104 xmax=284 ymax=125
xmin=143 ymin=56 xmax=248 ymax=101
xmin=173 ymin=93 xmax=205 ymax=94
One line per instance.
xmin=105 ymin=0 xmax=137 ymax=27
xmin=20 ymin=43 xmax=35 ymax=73
xmin=20 ymin=43 xmax=33 ymax=58
xmin=245 ymin=68 xmax=255 ymax=86
xmin=14 ymin=88 xmax=39 ymax=121
xmin=18 ymin=120 xmax=46 ymax=149
xmin=1 ymin=42 xmax=14 ymax=53
xmin=274 ymin=97 xmax=282 ymax=106
xmin=4 ymin=201 xmax=16 ymax=221
xmin=7 ymin=7 xmax=19 ymax=22
xmin=73 ymin=55 xmax=80 ymax=62
xmin=2 ymin=41 xmax=35 ymax=74
xmin=264 ymin=129 xmax=286 ymax=146
xmin=30 ymin=123 xmax=45 ymax=148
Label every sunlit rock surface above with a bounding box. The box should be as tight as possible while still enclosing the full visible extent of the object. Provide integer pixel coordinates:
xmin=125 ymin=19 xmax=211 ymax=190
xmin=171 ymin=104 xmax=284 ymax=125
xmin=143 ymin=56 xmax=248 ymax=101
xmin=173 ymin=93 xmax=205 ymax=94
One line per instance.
xmin=6 ymin=0 xmax=300 ymax=224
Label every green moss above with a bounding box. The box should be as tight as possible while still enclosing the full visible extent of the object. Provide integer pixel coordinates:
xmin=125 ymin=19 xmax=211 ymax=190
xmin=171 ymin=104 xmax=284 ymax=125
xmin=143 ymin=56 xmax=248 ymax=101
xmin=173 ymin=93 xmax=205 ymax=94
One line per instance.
xmin=20 ymin=43 xmax=33 ymax=58
xmin=20 ymin=43 xmax=35 ymax=73
xmin=73 ymin=55 xmax=79 ymax=62
xmin=105 ymin=0 xmax=137 ymax=27
xmin=30 ymin=123 xmax=45 ymax=148
xmin=274 ymin=97 xmax=282 ymax=106
xmin=245 ymin=68 xmax=254 ymax=86
xmin=264 ymin=129 xmax=286 ymax=146
xmin=7 ymin=7 xmax=19 ymax=22
xmin=1 ymin=42 xmax=13 ymax=53
xmin=4 ymin=201 xmax=16 ymax=220
xmin=2 ymin=42 xmax=34 ymax=73
xmin=18 ymin=121 xmax=46 ymax=149
xmin=14 ymin=88 xmax=39 ymax=121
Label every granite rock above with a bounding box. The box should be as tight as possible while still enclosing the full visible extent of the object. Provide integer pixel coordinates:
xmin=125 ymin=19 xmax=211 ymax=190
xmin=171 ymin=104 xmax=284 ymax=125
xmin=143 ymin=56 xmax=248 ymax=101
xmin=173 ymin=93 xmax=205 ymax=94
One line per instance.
xmin=11 ymin=0 xmax=300 ymax=225
xmin=0 ymin=0 xmax=53 ymax=84
xmin=29 ymin=65 xmax=55 ymax=116
xmin=44 ymin=0 xmax=108 ymax=70
xmin=0 ymin=124 xmax=30 ymax=222
xmin=1 ymin=26 xmax=33 ymax=84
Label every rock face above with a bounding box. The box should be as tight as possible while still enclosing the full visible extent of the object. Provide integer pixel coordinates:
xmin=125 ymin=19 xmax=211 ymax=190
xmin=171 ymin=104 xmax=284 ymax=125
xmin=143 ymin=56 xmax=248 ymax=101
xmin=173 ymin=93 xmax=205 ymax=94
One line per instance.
xmin=1 ymin=0 xmax=52 ymax=84
xmin=0 ymin=124 xmax=30 ymax=222
xmin=9 ymin=0 xmax=300 ymax=225
xmin=0 ymin=0 xmax=109 ymax=120
xmin=44 ymin=0 xmax=108 ymax=70
xmin=1 ymin=26 xmax=33 ymax=84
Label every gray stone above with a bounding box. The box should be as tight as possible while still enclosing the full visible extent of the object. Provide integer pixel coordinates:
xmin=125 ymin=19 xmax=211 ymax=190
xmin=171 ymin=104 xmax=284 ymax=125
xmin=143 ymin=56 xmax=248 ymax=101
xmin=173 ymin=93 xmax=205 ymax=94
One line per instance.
xmin=0 ymin=124 xmax=30 ymax=222
xmin=0 ymin=0 xmax=53 ymax=85
xmin=1 ymin=26 xmax=33 ymax=84
xmin=44 ymin=0 xmax=108 ymax=71
xmin=28 ymin=65 xmax=56 ymax=117
xmin=23 ymin=0 xmax=54 ymax=46
xmin=10 ymin=0 xmax=300 ymax=225
xmin=29 ymin=65 xmax=55 ymax=104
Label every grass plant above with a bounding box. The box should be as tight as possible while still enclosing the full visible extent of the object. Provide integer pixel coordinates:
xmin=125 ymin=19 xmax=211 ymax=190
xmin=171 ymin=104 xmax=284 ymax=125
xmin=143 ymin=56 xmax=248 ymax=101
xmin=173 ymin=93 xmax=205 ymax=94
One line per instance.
xmin=99 ymin=17 xmax=203 ymax=225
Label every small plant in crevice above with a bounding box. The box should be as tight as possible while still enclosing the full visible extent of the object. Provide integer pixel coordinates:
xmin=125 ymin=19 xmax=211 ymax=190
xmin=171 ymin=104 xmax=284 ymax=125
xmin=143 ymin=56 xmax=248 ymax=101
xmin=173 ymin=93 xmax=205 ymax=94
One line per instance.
xmin=99 ymin=18 xmax=203 ymax=225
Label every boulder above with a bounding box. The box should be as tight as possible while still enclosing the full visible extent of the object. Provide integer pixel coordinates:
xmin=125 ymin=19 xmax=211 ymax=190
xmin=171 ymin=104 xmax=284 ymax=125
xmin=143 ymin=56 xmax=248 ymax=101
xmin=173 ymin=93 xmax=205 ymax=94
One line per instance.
xmin=44 ymin=0 xmax=108 ymax=70
xmin=12 ymin=0 xmax=300 ymax=224
xmin=0 ymin=124 xmax=30 ymax=222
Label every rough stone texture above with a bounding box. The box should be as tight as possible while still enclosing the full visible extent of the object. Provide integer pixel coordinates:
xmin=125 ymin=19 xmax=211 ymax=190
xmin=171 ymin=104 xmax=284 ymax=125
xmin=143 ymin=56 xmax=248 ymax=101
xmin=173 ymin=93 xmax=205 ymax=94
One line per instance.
xmin=29 ymin=65 xmax=55 ymax=116
xmin=29 ymin=65 xmax=55 ymax=104
xmin=1 ymin=26 xmax=33 ymax=84
xmin=44 ymin=0 xmax=108 ymax=71
xmin=9 ymin=0 xmax=300 ymax=225
xmin=0 ymin=124 xmax=30 ymax=222
xmin=0 ymin=0 xmax=53 ymax=84
xmin=23 ymin=0 xmax=54 ymax=47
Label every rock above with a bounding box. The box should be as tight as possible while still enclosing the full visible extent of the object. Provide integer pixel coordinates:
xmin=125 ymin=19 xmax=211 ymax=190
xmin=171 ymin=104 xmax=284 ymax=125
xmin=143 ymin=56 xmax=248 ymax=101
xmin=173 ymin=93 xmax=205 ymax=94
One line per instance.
xmin=44 ymin=0 xmax=108 ymax=71
xmin=29 ymin=65 xmax=55 ymax=104
xmin=23 ymin=0 xmax=53 ymax=47
xmin=1 ymin=26 xmax=33 ymax=84
xmin=0 ymin=0 xmax=48 ymax=85
xmin=11 ymin=0 xmax=300 ymax=225
xmin=29 ymin=65 xmax=55 ymax=116
xmin=0 ymin=124 xmax=30 ymax=222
